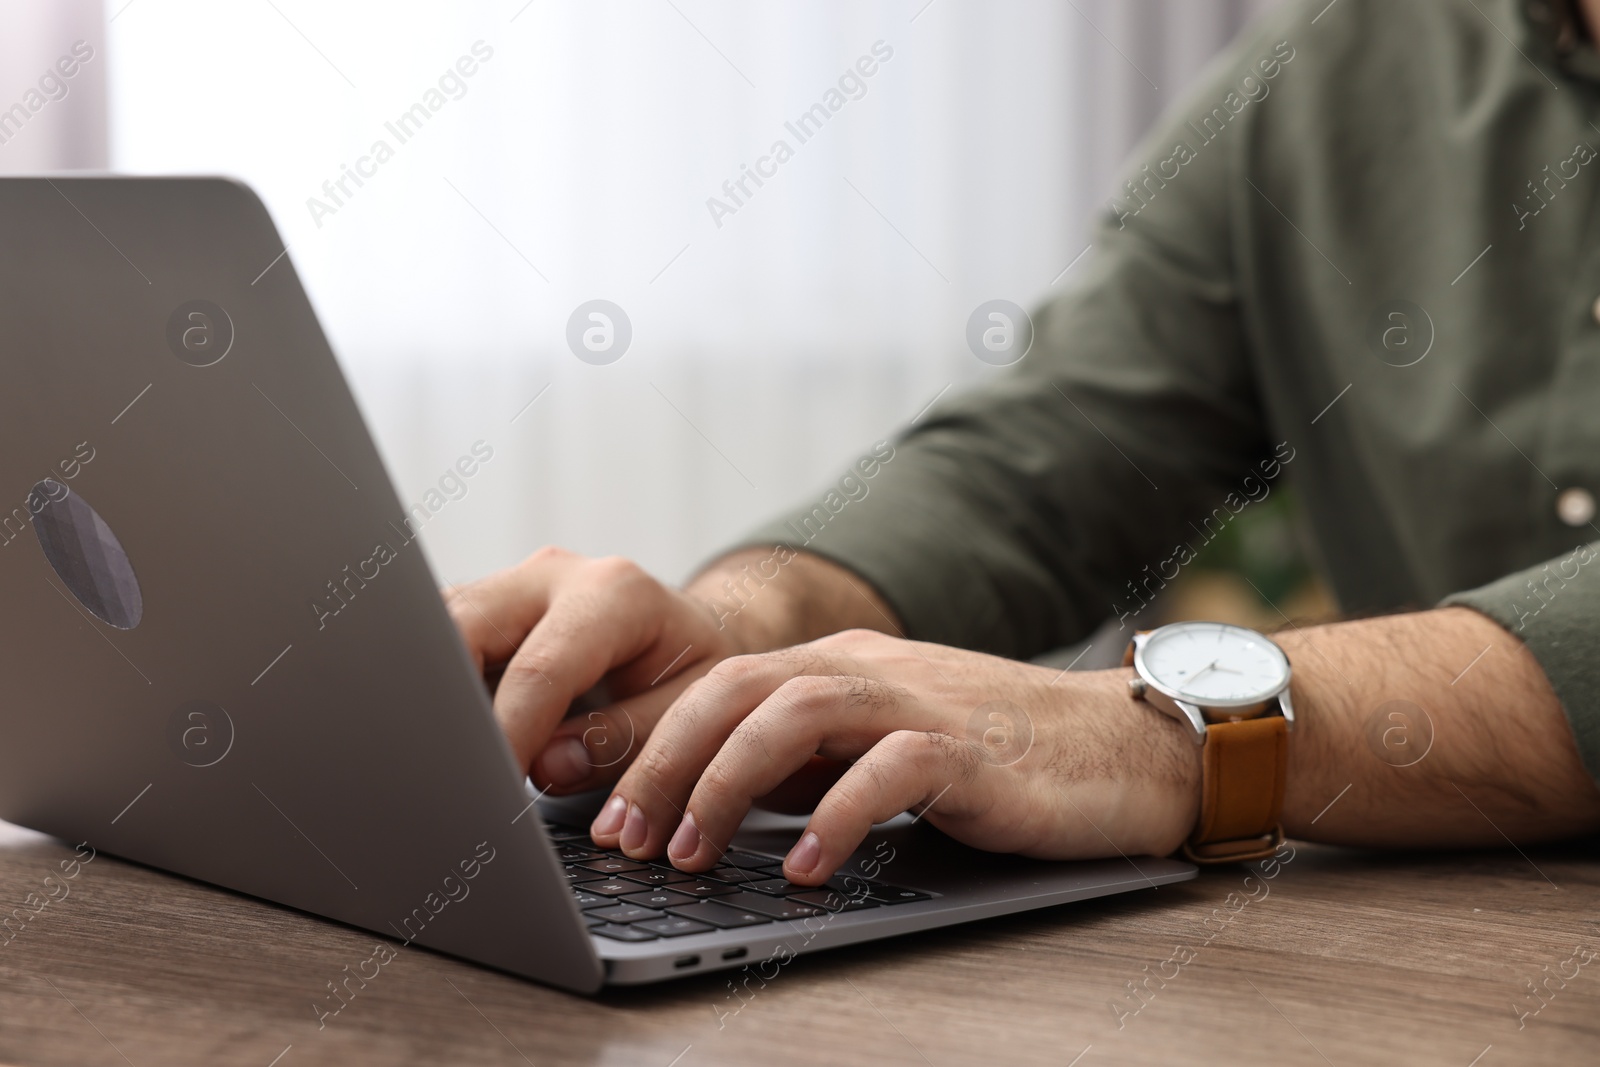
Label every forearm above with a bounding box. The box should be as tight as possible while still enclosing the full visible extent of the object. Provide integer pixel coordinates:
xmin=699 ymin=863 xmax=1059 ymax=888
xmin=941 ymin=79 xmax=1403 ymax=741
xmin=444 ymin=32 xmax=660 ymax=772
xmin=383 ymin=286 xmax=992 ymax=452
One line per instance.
xmin=1272 ymin=606 xmax=1600 ymax=846
xmin=688 ymin=555 xmax=1600 ymax=849
xmin=685 ymin=548 xmax=901 ymax=655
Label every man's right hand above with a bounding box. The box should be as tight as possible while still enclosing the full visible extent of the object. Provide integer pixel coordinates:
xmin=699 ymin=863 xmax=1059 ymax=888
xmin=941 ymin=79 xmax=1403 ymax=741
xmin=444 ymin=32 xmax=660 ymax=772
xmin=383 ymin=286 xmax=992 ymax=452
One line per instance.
xmin=443 ymin=546 xmax=752 ymax=794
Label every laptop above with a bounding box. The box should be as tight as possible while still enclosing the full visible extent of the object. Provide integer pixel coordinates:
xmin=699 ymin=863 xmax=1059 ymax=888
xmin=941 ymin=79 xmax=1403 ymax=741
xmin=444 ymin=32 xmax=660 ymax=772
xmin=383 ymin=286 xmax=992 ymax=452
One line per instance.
xmin=0 ymin=175 xmax=1196 ymax=992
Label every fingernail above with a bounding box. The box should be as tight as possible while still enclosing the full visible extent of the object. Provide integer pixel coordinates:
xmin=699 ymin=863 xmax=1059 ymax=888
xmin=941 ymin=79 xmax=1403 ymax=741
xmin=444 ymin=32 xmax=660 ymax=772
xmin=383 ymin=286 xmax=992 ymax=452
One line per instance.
xmin=535 ymin=736 xmax=589 ymax=788
xmin=786 ymin=831 xmax=821 ymax=875
xmin=591 ymin=794 xmax=627 ymax=837
xmin=620 ymin=802 xmax=648 ymax=852
xmin=668 ymin=812 xmax=700 ymax=863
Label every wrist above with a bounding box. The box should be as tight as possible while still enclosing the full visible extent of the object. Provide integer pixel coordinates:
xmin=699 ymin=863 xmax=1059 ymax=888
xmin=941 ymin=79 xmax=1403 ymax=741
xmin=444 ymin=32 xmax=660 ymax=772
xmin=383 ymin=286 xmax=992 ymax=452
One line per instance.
xmin=683 ymin=548 xmax=798 ymax=656
xmin=1068 ymin=667 xmax=1202 ymax=857
xmin=1127 ymin=667 xmax=1206 ymax=855
xmin=685 ymin=546 xmax=903 ymax=655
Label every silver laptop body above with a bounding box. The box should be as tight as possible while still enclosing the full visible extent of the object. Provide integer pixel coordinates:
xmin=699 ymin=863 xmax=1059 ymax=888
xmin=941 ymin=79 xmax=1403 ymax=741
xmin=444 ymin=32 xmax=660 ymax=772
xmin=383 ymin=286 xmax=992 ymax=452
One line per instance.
xmin=0 ymin=176 xmax=1195 ymax=992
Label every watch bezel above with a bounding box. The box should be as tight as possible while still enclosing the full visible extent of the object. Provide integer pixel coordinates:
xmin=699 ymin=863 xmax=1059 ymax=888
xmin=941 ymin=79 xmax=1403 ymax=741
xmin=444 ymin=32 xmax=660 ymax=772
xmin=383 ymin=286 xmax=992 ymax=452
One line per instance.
xmin=1132 ymin=621 xmax=1292 ymax=711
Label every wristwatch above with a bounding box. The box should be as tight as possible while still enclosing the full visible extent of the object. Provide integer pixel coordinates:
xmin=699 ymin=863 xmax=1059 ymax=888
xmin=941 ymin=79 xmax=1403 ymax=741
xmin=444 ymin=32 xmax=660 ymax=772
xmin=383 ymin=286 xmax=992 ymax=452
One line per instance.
xmin=1123 ymin=621 xmax=1293 ymax=864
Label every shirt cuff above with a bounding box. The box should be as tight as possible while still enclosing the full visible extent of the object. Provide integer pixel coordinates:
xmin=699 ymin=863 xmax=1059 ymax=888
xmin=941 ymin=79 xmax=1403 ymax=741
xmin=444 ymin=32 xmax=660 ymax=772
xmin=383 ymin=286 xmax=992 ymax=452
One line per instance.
xmin=714 ymin=496 xmax=1013 ymax=654
xmin=1442 ymin=541 xmax=1600 ymax=784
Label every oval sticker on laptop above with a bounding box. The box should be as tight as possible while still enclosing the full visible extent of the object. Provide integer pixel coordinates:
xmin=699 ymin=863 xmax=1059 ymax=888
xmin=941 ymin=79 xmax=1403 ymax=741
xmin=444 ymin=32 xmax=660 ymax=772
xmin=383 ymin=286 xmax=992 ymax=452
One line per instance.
xmin=29 ymin=479 xmax=143 ymax=629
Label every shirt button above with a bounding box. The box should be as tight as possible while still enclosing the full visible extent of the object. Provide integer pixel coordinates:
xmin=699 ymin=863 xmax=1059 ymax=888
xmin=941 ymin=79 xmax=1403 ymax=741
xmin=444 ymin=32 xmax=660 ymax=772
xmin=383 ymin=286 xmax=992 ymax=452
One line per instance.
xmin=1557 ymin=487 xmax=1596 ymax=527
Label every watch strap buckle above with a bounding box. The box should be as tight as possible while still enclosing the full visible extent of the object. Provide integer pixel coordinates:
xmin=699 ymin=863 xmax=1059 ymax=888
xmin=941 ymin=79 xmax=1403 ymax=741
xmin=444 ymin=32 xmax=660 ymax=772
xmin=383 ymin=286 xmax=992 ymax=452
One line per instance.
xmin=1181 ymin=824 xmax=1284 ymax=865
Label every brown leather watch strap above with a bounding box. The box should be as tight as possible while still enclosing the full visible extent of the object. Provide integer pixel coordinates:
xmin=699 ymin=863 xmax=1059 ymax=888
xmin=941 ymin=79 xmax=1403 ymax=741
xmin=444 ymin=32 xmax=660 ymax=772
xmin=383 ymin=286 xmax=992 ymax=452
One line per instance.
xmin=1185 ymin=715 xmax=1288 ymax=864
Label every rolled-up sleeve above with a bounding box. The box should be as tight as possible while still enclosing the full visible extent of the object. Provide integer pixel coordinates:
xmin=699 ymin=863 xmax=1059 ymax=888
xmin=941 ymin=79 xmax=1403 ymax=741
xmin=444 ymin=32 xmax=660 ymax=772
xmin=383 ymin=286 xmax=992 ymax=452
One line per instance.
xmin=1443 ymin=542 xmax=1600 ymax=783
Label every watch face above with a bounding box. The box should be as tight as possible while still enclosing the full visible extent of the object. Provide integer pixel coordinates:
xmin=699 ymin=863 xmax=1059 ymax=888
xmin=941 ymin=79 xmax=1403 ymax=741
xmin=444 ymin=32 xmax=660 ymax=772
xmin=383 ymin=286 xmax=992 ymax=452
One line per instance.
xmin=1137 ymin=621 xmax=1289 ymax=707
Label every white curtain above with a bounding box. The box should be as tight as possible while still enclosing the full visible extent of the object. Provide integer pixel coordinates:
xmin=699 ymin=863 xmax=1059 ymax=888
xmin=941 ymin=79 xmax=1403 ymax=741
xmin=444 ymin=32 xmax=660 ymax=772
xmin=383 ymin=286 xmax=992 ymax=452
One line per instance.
xmin=16 ymin=0 xmax=1277 ymax=588
xmin=0 ymin=0 xmax=107 ymax=172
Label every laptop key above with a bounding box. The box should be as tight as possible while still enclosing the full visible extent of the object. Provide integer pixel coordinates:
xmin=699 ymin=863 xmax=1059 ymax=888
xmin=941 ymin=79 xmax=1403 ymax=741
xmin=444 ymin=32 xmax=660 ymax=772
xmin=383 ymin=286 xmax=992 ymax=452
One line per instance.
xmin=583 ymin=880 xmax=645 ymax=897
xmin=545 ymin=826 xmax=592 ymax=842
xmin=827 ymin=883 xmax=882 ymax=905
xmin=745 ymin=878 xmax=812 ymax=897
xmin=788 ymin=889 xmax=880 ymax=913
xmin=624 ymin=867 xmax=697 ymax=887
xmin=722 ymin=851 xmax=780 ymax=869
xmin=563 ymin=865 xmax=605 ymax=885
xmin=589 ymin=904 xmax=667 ymax=924
xmin=637 ymin=916 xmax=715 ymax=938
xmin=826 ymin=873 xmax=884 ymax=896
xmin=577 ymin=857 xmax=651 ymax=875
xmin=621 ymin=888 xmax=699 ymax=910
xmin=572 ymin=889 xmax=610 ymax=909
xmin=715 ymin=891 xmax=823 ymax=921
xmin=591 ymin=923 xmax=658 ymax=942
xmin=584 ymin=912 xmax=607 ymax=926
xmin=557 ymin=845 xmax=603 ymax=862
xmin=665 ymin=900 xmax=776 ymax=929
xmin=674 ymin=880 xmax=741 ymax=898
xmin=708 ymin=866 xmax=764 ymax=884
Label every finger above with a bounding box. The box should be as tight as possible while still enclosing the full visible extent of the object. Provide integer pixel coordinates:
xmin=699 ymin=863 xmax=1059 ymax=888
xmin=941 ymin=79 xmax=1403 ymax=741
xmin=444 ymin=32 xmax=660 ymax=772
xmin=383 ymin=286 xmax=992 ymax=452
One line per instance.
xmin=493 ymin=560 xmax=678 ymax=771
xmin=589 ymin=650 xmax=838 ymax=857
xmin=528 ymin=658 xmax=714 ymax=795
xmin=444 ymin=581 xmax=543 ymax=673
xmin=666 ymin=675 xmax=907 ymax=870
xmin=442 ymin=546 xmax=581 ymax=670
xmin=782 ymin=729 xmax=987 ymax=885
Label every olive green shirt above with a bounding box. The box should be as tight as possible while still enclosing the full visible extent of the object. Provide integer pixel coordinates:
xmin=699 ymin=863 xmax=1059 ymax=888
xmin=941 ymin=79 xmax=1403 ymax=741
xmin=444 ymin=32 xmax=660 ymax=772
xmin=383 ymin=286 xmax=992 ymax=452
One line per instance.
xmin=737 ymin=0 xmax=1600 ymax=782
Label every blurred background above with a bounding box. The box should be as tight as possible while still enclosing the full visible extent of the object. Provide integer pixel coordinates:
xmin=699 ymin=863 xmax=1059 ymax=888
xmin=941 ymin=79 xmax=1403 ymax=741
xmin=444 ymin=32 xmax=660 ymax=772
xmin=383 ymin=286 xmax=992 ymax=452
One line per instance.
xmin=1 ymin=0 xmax=1330 ymax=644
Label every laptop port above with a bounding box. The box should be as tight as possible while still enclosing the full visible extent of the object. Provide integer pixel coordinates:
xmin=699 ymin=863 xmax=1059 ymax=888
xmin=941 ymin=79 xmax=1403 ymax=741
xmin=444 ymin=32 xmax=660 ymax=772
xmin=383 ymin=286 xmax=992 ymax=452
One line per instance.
xmin=721 ymin=948 xmax=747 ymax=961
xmin=674 ymin=955 xmax=701 ymax=969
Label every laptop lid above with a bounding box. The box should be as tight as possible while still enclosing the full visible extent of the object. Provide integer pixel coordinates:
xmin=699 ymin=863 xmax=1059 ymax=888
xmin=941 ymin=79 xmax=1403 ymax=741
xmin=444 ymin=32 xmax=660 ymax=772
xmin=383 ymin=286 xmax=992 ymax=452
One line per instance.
xmin=0 ymin=176 xmax=603 ymax=993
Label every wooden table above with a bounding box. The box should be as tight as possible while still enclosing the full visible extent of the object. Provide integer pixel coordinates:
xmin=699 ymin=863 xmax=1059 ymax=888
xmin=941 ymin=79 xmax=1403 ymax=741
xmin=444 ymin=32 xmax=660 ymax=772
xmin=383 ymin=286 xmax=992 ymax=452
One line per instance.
xmin=0 ymin=819 xmax=1595 ymax=1066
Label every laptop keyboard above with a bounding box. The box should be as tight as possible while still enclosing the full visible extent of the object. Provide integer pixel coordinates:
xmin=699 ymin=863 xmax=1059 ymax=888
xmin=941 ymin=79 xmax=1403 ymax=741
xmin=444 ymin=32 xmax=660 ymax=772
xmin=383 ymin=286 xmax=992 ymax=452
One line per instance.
xmin=544 ymin=820 xmax=932 ymax=943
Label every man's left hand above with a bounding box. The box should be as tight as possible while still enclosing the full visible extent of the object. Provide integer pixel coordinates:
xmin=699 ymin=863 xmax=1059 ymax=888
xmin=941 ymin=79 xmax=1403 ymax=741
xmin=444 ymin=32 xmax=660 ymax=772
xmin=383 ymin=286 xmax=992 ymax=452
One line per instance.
xmin=586 ymin=629 xmax=1202 ymax=885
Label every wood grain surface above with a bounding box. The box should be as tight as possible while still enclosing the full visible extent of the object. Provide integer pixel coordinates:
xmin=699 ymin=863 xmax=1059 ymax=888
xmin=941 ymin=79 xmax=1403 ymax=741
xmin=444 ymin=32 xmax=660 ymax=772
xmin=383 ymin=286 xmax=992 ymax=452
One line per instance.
xmin=0 ymin=821 xmax=1595 ymax=1066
